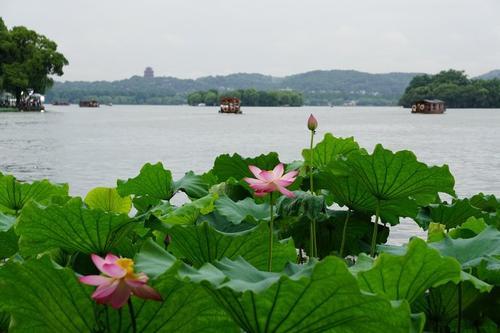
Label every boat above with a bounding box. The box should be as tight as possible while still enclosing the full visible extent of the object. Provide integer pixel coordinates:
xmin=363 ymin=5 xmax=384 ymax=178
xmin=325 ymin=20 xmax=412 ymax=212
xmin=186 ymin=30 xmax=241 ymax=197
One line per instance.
xmin=411 ymin=99 xmax=445 ymax=114
xmin=19 ymin=93 xmax=45 ymax=112
xmin=52 ymin=101 xmax=70 ymax=106
xmin=219 ymin=97 xmax=241 ymax=114
xmin=79 ymin=100 xmax=100 ymax=108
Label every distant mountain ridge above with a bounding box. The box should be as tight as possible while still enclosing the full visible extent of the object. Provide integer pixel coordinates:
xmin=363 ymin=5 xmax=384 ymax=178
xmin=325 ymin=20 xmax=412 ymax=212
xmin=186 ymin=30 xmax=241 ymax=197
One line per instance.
xmin=46 ymin=70 xmax=422 ymax=106
xmin=475 ymin=70 xmax=500 ymax=80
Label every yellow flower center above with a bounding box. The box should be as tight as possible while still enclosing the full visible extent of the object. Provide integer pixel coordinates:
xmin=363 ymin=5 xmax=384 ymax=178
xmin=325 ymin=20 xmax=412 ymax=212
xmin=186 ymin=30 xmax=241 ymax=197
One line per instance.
xmin=115 ymin=258 xmax=135 ymax=276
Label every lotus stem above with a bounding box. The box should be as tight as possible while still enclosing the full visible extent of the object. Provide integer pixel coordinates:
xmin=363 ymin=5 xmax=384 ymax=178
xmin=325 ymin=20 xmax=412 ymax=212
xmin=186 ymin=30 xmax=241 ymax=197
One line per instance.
xmin=339 ymin=210 xmax=351 ymax=257
xmin=457 ymin=282 xmax=463 ymax=333
xmin=117 ymin=307 xmax=122 ymax=333
xmin=370 ymin=202 xmax=380 ymax=257
xmin=268 ymin=192 xmax=274 ymax=272
xmin=309 ymin=129 xmax=318 ymax=258
xmin=128 ymin=298 xmax=137 ymax=333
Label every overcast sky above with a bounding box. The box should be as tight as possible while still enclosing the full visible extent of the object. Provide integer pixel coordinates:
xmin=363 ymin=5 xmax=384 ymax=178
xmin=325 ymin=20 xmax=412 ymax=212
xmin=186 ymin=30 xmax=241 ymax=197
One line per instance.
xmin=2 ymin=0 xmax=500 ymax=81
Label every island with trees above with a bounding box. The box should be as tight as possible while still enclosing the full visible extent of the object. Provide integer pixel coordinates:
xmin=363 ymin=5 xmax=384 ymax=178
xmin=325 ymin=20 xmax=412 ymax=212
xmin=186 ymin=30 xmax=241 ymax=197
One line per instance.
xmin=45 ymin=70 xmax=418 ymax=106
xmin=0 ymin=18 xmax=68 ymax=111
xmin=399 ymin=70 xmax=500 ymax=108
xmin=187 ymin=89 xmax=304 ymax=107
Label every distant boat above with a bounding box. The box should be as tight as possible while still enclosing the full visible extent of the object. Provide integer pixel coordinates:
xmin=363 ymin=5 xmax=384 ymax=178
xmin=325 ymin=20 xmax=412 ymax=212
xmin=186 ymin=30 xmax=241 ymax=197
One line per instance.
xmin=411 ymin=99 xmax=445 ymax=114
xmin=52 ymin=101 xmax=70 ymax=106
xmin=197 ymin=103 xmax=206 ymax=107
xmin=79 ymin=100 xmax=100 ymax=108
xmin=219 ymin=97 xmax=241 ymax=114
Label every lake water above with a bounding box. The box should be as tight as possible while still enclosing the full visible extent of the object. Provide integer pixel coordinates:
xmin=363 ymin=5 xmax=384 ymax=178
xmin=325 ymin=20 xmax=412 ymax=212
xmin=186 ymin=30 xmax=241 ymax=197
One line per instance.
xmin=1 ymin=105 xmax=499 ymax=244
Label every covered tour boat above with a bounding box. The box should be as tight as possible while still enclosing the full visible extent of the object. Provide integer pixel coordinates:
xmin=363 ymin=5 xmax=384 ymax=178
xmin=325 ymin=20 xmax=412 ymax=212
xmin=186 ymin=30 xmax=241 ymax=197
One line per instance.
xmin=411 ymin=99 xmax=446 ymax=114
xmin=219 ymin=97 xmax=241 ymax=114
xmin=79 ymin=100 xmax=100 ymax=108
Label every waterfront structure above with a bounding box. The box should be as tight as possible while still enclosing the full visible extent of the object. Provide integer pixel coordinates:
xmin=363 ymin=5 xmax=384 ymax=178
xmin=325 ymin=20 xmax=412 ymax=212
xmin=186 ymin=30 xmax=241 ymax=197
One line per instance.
xmin=144 ymin=67 xmax=154 ymax=78
xmin=219 ymin=97 xmax=241 ymax=114
xmin=411 ymin=99 xmax=446 ymax=114
xmin=79 ymin=100 xmax=100 ymax=107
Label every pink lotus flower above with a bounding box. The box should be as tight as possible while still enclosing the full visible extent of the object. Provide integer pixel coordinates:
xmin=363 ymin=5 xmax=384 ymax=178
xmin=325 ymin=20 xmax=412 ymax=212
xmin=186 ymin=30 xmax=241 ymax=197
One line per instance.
xmin=79 ymin=254 xmax=162 ymax=308
xmin=307 ymin=114 xmax=318 ymax=131
xmin=244 ymin=163 xmax=298 ymax=198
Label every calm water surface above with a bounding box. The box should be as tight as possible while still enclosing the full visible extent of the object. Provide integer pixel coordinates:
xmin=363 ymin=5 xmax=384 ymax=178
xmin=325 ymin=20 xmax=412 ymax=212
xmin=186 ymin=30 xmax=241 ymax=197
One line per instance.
xmin=1 ymin=105 xmax=499 ymax=243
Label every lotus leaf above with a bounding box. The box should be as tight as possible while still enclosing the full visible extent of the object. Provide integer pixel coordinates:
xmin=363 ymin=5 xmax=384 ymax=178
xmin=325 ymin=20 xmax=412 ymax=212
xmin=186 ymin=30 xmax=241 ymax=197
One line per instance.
xmin=17 ymin=197 xmax=133 ymax=256
xmin=168 ymin=222 xmax=296 ymax=270
xmin=0 ymin=174 xmax=68 ymax=215
xmin=84 ymin=187 xmax=132 ymax=214
xmin=179 ymin=256 xmax=414 ymax=333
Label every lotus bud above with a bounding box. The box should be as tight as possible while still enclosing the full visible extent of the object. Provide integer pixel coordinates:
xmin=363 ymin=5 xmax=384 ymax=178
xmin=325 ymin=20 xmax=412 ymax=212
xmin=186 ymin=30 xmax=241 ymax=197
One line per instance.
xmin=307 ymin=114 xmax=318 ymax=131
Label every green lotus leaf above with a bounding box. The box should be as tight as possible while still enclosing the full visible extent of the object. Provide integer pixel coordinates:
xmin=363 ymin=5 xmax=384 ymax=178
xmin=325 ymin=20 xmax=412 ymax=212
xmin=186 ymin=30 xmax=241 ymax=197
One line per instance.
xmin=302 ymin=133 xmax=362 ymax=169
xmin=353 ymin=237 xmax=462 ymax=304
xmin=413 ymin=274 xmax=493 ymax=332
xmin=132 ymin=240 xmax=239 ymax=332
xmin=316 ymin=172 xmax=418 ymax=225
xmin=338 ymin=144 xmax=456 ymax=205
xmin=154 ymin=194 xmax=218 ymax=225
xmin=477 ymin=256 xmax=500 ymax=285
xmin=0 ymin=174 xmax=68 ymax=215
xmin=179 ymin=256 xmax=414 ymax=333
xmin=469 ymin=193 xmax=500 ymax=212
xmin=0 ymin=230 xmax=17 ymax=258
xmin=135 ymin=239 xmax=177 ymax=278
xmin=17 ymin=197 xmax=134 ymax=256
xmin=448 ymin=216 xmax=488 ymax=239
xmin=215 ymin=195 xmax=270 ymax=224
xmin=168 ymin=222 xmax=296 ymax=271
xmin=173 ymin=171 xmax=210 ymax=199
xmin=211 ymin=152 xmax=280 ymax=182
xmin=0 ymin=213 xmax=18 ymax=258
xmin=277 ymin=190 xmax=326 ymax=222
xmin=126 ymin=267 xmax=239 ymax=333
xmin=416 ymin=199 xmax=482 ymax=230
xmin=117 ymin=162 xmax=173 ymax=200
xmin=427 ymin=222 xmax=447 ymax=242
xmin=84 ymin=187 xmax=132 ymax=214
xmin=0 ymin=211 xmax=15 ymax=233
xmin=0 ymin=256 xmax=96 ymax=333
xmin=282 ymin=210 xmax=389 ymax=258
xmin=429 ymin=226 xmax=500 ymax=270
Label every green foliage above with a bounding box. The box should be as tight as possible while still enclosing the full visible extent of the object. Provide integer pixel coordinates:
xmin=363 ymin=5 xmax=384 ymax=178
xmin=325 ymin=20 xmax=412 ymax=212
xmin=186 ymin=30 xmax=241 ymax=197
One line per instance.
xmin=399 ymin=69 xmax=500 ymax=108
xmin=1 ymin=130 xmax=499 ymax=332
xmin=352 ymin=238 xmax=462 ymax=304
xmin=302 ymin=133 xmax=361 ymax=169
xmin=0 ymin=256 xmax=96 ymax=333
xmin=168 ymin=222 xmax=296 ymax=271
xmin=416 ymin=199 xmax=482 ymax=230
xmin=117 ymin=162 xmax=174 ymax=200
xmin=46 ymin=70 xmax=417 ymax=106
xmin=84 ymin=187 xmax=132 ymax=214
xmin=17 ymin=198 xmax=133 ymax=256
xmin=180 ymin=256 xmax=414 ymax=333
xmin=0 ymin=212 xmax=17 ymax=258
xmin=215 ymin=196 xmax=270 ymax=224
xmin=0 ymin=173 xmax=68 ymax=215
xmin=0 ymin=20 xmax=68 ymax=103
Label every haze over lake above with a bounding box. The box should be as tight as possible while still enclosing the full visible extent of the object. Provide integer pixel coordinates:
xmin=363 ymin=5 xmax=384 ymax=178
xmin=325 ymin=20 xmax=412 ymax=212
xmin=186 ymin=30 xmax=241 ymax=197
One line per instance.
xmin=1 ymin=105 xmax=499 ymax=243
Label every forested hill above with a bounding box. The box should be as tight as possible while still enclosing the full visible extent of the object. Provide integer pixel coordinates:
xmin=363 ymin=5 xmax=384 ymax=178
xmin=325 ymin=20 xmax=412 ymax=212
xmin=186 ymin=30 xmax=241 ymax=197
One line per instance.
xmin=45 ymin=70 xmax=419 ymax=106
xmin=475 ymin=70 xmax=500 ymax=80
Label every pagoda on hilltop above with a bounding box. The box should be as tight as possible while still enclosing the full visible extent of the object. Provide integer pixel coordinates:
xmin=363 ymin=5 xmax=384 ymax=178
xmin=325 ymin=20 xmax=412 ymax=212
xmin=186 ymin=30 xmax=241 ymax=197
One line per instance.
xmin=144 ymin=67 xmax=154 ymax=78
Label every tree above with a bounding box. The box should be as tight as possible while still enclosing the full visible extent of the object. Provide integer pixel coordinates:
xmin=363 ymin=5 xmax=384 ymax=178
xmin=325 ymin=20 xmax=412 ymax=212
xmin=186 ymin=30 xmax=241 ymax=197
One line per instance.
xmin=0 ymin=19 xmax=68 ymax=106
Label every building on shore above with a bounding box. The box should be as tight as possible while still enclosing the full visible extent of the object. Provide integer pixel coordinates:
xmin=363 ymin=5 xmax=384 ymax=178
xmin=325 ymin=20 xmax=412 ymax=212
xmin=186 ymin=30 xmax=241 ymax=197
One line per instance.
xmin=144 ymin=67 xmax=154 ymax=78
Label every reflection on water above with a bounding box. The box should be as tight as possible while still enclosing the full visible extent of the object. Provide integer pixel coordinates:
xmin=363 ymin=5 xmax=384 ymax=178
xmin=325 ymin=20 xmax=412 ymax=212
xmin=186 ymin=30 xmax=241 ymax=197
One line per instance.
xmin=1 ymin=105 xmax=499 ymax=243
